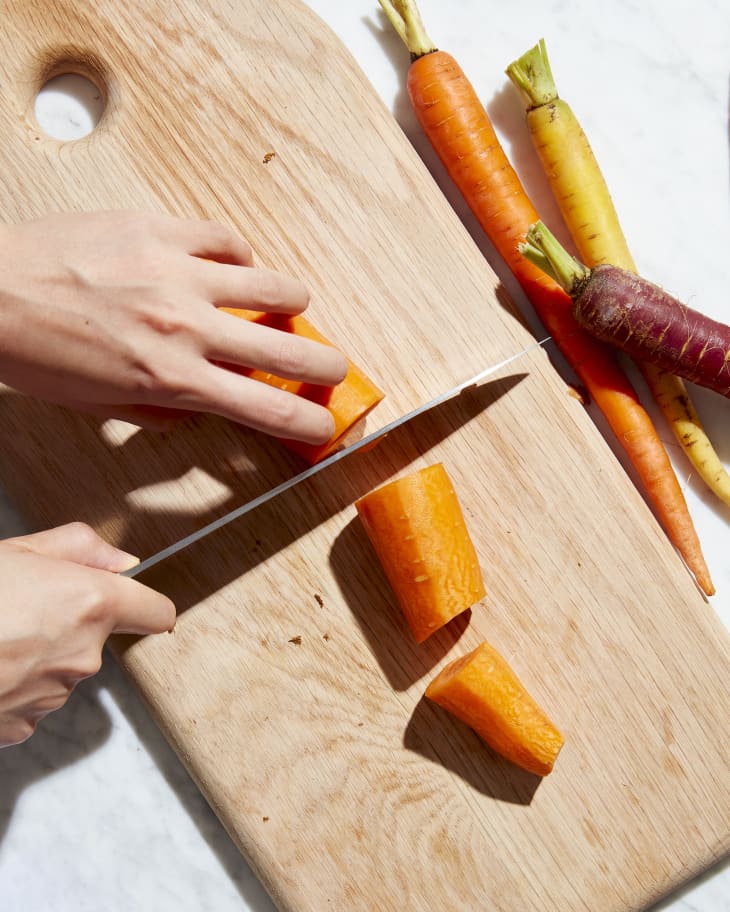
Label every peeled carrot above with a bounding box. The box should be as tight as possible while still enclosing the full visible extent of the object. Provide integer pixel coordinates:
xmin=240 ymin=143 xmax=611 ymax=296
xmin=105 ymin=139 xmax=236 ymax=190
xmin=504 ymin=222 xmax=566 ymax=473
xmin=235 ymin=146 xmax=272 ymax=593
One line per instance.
xmin=425 ymin=640 xmax=564 ymax=776
xmin=355 ymin=463 xmax=486 ymax=643
xmin=378 ymin=0 xmax=713 ymax=596
xmin=220 ymin=308 xmax=384 ymax=464
xmin=506 ymin=38 xmax=730 ymax=508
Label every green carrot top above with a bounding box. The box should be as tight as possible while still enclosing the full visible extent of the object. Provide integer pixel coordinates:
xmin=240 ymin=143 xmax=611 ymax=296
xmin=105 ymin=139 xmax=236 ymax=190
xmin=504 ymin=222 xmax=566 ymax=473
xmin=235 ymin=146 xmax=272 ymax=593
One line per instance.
xmin=378 ymin=0 xmax=437 ymax=59
xmin=520 ymin=221 xmax=591 ymax=298
xmin=505 ymin=38 xmax=558 ymax=108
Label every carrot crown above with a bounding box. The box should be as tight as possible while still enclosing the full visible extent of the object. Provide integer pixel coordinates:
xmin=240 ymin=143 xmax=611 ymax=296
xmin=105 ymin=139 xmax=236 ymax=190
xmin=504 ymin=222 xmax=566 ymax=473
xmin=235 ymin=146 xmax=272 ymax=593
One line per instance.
xmin=378 ymin=0 xmax=437 ymax=59
xmin=505 ymin=38 xmax=558 ymax=109
xmin=520 ymin=221 xmax=590 ymax=299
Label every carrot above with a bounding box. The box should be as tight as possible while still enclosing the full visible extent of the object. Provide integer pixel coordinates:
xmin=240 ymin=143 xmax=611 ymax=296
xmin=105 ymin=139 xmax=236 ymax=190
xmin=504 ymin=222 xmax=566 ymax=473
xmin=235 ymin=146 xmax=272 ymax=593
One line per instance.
xmin=520 ymin=222 xmax=730 ymax=399
xmin=506 ymin=39 xmax=730 ymax=509
xmin=378 ymin=0 xmax=714 ymax=596
xmin=425 ymin=640 xmax=564 ymax=776
xmin=220 ymin=308 xmax=384 ymax=464
xmin=355 ymin=463 xmax=486 ymax=643
xmin=520 ymin=221 xmax=717 ymax=589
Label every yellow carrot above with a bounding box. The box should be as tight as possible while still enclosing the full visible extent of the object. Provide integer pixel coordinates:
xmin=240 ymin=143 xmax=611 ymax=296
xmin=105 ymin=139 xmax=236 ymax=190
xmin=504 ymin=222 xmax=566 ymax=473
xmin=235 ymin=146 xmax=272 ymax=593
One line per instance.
xmin=506 ymin=38 xmax=730 ymax=510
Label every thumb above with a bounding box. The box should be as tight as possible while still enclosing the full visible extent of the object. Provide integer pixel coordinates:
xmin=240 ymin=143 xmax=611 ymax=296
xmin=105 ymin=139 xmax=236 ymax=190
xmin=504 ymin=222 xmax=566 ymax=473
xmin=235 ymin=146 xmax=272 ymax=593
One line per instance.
xmin=9 ymin=522 xmax=140 ymax=573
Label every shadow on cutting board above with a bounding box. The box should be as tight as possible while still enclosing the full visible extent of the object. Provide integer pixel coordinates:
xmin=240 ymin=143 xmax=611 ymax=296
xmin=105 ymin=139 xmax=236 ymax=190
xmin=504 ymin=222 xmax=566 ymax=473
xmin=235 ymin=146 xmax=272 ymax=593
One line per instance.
xmin=0 ymin=373 xmax=533 ymax=887
xmin=111 ymin=372 xmax=528 ymax=616
xmin=0 ymin=389 xmax=299 ymax=558
xmin=329 ymin=514 xmax=473 ymax=690
xmin=0 ymin=371 xmax=525 ymax=582
xmin=404 ymin=696 xmax=542 ymax=805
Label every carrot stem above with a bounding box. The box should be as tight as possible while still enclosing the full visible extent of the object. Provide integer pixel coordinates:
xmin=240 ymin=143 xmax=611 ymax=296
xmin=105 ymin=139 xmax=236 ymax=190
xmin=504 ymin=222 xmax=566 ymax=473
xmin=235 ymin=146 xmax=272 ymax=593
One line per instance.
xmin=505 ymin=38 xmax=556 ymax=108
xmin=520 ymin=221 xmax=589 ymax=295
xmin=378 ymin=0 xmax=436 ymax=59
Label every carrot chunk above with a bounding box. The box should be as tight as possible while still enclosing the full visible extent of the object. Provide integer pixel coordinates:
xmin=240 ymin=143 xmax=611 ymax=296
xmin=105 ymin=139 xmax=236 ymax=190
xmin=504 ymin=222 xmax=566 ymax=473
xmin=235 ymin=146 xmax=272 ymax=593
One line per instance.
xmin=426 ymin=641 xmax=564 ymax=777
xmin=355 ymin=463 xmax=486 ymax=643
xmin=220 ymin=308 xmax=384 ymax=464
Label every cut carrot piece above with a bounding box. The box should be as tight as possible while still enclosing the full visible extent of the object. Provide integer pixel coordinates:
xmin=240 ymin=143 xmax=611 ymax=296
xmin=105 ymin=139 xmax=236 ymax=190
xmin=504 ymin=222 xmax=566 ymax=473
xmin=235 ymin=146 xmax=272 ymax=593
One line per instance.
xmin=220 ymin=308 xmax=384 ymax=464
xmin=355 ymin=463 xmax=486 ymax=643
xmin=426 ymin=641 xmax=564 ymax=777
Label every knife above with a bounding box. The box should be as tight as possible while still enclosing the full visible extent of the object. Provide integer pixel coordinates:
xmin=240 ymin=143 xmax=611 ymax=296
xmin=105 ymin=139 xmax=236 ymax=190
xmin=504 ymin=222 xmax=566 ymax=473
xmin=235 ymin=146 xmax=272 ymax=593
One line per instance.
xmin=123 ymin=336 xmax=550 ymax=579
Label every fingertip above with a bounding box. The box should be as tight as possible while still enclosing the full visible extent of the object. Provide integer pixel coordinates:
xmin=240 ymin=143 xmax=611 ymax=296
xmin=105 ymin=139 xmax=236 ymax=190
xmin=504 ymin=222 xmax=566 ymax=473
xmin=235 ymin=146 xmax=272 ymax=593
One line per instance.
xmin=154 ymin=595 xmax=178 ymax=635
xmin=310 ymin=407 xmax=336 ymax=445
xmin=333 ymin=351 xmax=349 ymax=385
xmin=143 ymin=594 xmax=177 ymax=636
xmin=114 ymin=553 xmax=141 ymax=573
xmin=110 ymin=578 xmax=178 ymax=636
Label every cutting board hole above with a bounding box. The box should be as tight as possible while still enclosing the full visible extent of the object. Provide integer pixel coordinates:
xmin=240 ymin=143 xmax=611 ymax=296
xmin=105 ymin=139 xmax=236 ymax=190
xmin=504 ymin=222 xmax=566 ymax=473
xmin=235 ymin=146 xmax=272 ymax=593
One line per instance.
xmin=34 ymin=73 xmax=105 ymax=140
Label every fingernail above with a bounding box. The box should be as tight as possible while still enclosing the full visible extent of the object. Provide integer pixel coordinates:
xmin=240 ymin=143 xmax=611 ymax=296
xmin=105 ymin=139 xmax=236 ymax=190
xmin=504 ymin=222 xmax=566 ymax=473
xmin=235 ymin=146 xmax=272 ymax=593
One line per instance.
xmin=115 ymin=553 xmax=141 ymax=573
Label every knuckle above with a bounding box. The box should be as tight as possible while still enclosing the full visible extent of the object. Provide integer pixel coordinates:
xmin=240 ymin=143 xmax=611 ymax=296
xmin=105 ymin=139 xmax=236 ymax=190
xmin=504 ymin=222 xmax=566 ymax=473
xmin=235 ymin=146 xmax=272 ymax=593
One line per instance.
xmin=77 ymin=578 xmax=113 ymax=627
xmin=252 ymin=270 xmax=283 ymax=306
xmin=274 ymin=336 xmax=306 ymax=377
xmin=63 ymin=521 xmax=100 ymax=550
xmin=3 ymin=718 xmax=36 ymax=746
xmin=206 ymin=220 xmax=251 ymax=262
xmin=204 ymin=219 xmax=232 ymax=245
xmin=137 ymin=253 xmax=166 ymax=284
xmin=140 ymin=297 xmax=192 ymax=338
xmin=75 ymin=652 xmax=103 ymax=681
xmin=127 ymin=353 xmax=198 ymax=404
xmin=261 ymin=390 xmax=299 ymax=432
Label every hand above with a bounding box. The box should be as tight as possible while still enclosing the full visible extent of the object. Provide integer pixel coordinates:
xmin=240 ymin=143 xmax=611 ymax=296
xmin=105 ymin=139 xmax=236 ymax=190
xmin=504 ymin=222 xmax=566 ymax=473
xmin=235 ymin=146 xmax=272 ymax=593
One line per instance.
xmin=0 ymin=211 xmax=348 ymax=440
xmin=0 ymin=523 xmax=176 ymax=748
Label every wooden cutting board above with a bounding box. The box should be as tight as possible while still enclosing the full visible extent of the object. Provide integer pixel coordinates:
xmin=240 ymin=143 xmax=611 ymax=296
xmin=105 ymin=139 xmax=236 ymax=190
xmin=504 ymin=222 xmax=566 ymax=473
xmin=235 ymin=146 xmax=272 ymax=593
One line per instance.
xmin=0 ymin=1 xmax=727 ymax=909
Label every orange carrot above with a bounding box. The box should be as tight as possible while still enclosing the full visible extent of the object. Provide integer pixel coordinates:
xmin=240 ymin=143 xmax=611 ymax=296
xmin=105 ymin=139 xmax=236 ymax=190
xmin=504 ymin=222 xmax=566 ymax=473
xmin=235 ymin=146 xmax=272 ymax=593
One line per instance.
xmin=221 ymin=308 xmax=384 ymax=464
xmin=506 ymin=38 xmax=730 ymax=510
xmin=355 ymin=463 xmax=486 ymax=643
xmin=425 ymin=640 xmax=564 ymax=776
xmin=378 ymin=0 xmax=713 ymax=596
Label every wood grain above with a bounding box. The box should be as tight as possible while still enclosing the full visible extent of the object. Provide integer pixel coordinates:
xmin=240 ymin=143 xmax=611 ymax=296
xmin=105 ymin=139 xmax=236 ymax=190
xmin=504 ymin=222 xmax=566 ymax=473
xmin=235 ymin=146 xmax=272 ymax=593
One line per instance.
xmin=0 ymin=1 xmax=728 ymax=910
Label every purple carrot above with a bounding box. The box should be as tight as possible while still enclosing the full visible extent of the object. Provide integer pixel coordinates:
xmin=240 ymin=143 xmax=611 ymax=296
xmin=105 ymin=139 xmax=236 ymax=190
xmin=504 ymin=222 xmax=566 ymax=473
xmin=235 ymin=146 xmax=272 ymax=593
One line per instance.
xmin=520 ymin=221 xmax=730 ymax=398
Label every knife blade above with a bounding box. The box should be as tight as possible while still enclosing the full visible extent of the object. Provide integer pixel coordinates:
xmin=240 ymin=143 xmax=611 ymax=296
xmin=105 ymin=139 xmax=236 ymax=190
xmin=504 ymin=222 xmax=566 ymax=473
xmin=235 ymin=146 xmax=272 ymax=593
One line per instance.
xmin=122 ymin=336 xmax=550 ymax=579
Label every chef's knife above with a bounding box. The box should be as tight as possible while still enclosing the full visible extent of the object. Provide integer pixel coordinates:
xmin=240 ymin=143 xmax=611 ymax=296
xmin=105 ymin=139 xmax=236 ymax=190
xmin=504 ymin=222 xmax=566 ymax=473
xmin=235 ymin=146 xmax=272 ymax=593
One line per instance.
xmin=123 ymin=336 xmax=550 ymax=579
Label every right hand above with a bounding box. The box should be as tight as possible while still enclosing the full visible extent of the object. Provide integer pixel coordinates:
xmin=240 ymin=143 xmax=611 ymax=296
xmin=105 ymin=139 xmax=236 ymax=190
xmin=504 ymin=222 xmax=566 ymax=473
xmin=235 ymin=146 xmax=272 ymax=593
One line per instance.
xmin=0 ymin=522 xmax=176 ymax=748
xmin=0 ymin=210 xmax=348 ymax=440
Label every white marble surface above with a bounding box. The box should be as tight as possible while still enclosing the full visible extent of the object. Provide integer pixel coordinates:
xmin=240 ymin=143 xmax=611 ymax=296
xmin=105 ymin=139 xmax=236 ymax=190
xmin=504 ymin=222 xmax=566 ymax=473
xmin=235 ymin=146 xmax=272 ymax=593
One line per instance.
xmin=1 ymin=1 xmax=728 ymax=910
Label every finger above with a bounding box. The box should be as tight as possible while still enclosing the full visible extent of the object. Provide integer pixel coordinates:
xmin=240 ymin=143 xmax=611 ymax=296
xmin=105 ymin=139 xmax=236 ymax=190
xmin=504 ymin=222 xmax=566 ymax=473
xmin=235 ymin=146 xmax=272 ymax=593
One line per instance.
xmin=158 ymin=217 xmax=255 ymax=266
xmin=9 ymin=522 xmax=140 ymax=574
xmin=193 ymin=261 xmax=310 ymax=314
xmin=105 ymin=574 xmax=176 ymax=635
xmin=205 ymin=314 xmax=349 ymax=386
xmin=0 ymin=716 xmax=35 ymax=747
xmin=187 ymin=364 xmax=336 ymax=443
xmin=24 ymin=688 xmax=73 ymax=719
